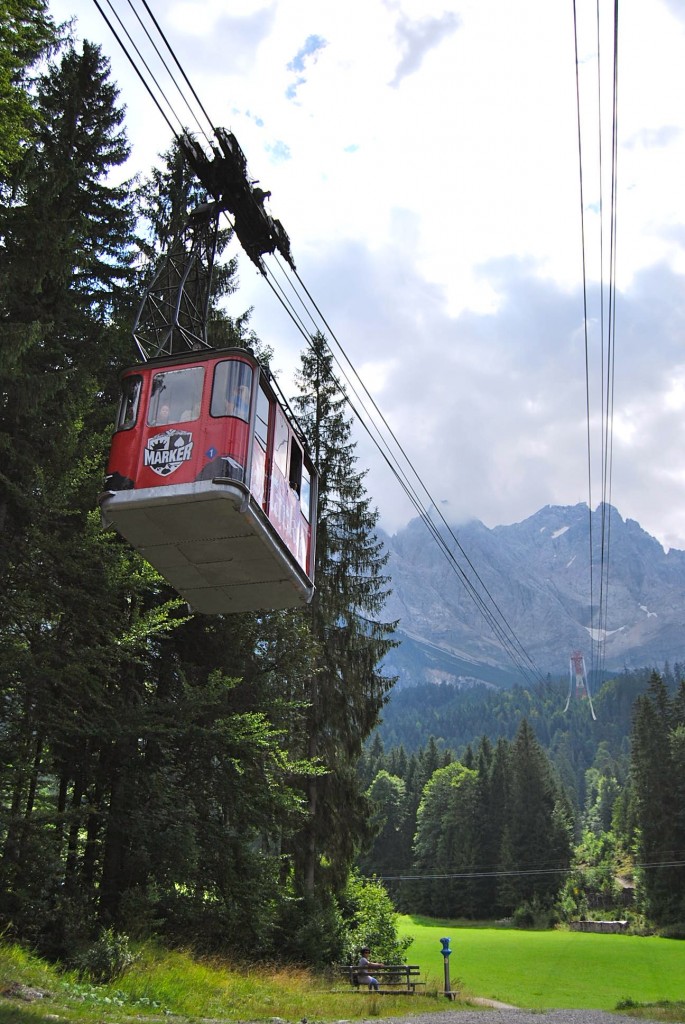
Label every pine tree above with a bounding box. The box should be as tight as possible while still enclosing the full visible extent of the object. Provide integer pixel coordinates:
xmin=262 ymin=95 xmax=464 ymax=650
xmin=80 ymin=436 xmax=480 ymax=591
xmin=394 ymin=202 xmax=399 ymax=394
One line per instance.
xmin=0 ymin=0 xmax=57 ymax=177
xmin=499 ymin=719 xmax=572 ymax=913
xmin=471 ymin=735 xmax=500 ymax=916
xmin=631 ymin=672 xmax=685 ymax=924
xmin=360 ymin=769 xmax=407 ymax=879
xmin=412 ymin=759 xmax=480 ymax=917
xmin=0 ymin=90 xmax=328 ymax=951
xmin=0 ymin=39 xmax=134 ymax=547
xmin=287 ymin=332 xmax=397 ymax=900
xmin=395 ymin=751 xmax=424 ymax=907
xmin=0 ymin=41 xmax=146 ymax=951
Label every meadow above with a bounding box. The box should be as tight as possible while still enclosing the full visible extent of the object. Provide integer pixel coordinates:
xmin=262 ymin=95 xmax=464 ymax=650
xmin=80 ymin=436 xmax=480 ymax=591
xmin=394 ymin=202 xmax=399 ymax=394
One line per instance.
xmin=1 ymin=917 xmax=684 ymax=1024
xmin=398 ymin=915 xmax=685 ymax=1011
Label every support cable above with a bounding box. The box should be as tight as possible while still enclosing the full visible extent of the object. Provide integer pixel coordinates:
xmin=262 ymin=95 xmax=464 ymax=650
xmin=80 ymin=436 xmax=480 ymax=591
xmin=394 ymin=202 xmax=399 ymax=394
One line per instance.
xmin=90 ymin=0 xmax=178 ymax=137
xmin=91 ymin=0 xmax=545 ymax=685
xmin=261 ymin=257 xmax=543 ymax=683
xmin=371 ymin=858 xmax=685 ymax=883
xmin=572 ymin=0 xmax=597 ymax=686
xmin=139 ymin=0 xmax=217 ymax=137
xmin=597 ymin=0 xmax=619 ymax=684
xmin=572 ymin=0 xmax=620 ymax=701
xmin=122 ymin=0 xmax=208 ymax=139
xmin=291 ymin=263 xmax=542 ymax=681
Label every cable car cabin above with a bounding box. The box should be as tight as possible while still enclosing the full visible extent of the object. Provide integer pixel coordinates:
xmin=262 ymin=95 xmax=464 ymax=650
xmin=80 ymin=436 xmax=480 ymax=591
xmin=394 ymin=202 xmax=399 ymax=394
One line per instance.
xmin=99 ymin=348 xmax=317 ymax=614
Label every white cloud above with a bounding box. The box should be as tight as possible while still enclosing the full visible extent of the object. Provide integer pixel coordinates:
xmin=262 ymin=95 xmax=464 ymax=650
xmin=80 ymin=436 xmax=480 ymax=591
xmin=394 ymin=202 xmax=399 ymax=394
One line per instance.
xmin=389 ymin=10 xmax=461 ymax=87
xmin=47 ymin=0 xmax=685 ymax=552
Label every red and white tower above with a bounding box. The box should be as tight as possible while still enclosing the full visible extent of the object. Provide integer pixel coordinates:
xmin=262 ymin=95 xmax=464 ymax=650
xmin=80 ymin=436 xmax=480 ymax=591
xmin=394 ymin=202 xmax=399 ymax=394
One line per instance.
xmin=564 ymin=650 xmax=597 ymax=719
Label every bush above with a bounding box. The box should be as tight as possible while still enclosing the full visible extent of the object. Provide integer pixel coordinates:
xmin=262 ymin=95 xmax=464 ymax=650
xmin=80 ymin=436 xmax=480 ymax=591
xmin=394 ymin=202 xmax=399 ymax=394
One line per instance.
xmin=75 ymin=928 xmax=139 ymax=983
xmin=274 ymin=871 xmax=411 ymax=967
xmin=657 ymin=922 xmax=685 ymax=940
xmin=513 ymin=896 xmax=558 ymax=930
xmin=276 ymin=889 xmax=348 ymax=966
xmin=339 ymin=872 xmax=413 ymax=964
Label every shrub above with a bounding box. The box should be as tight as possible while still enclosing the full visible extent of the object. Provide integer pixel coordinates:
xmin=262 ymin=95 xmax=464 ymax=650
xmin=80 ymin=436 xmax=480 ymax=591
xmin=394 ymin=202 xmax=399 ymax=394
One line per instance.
xmin=276 ymin=889 xmax=348 ymax=966
xmin=513 ymin=895 xmax=558 ymax=930
xmin=75 ymin=928 xmax=139 ymax=983
xmin=657 ymin=922 xmax=685 ymax=940
xmin=339 ymin=871 xmax=413 ymax=963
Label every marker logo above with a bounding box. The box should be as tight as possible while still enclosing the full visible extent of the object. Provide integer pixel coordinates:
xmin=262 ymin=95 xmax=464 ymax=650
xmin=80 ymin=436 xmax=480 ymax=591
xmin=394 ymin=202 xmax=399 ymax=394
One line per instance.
xmin=144 ymin=429 xmax=194 ymax=477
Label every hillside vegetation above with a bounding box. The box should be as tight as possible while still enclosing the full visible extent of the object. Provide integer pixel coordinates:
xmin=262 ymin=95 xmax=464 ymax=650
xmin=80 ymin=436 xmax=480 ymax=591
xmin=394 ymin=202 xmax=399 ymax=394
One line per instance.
xmin=361 ymin=670 xmax=685 ymax=931
xmin=2 ymin=926 xmax=685 ymax=1024
xmin=0 ymin=9 xmax=395 ymax=966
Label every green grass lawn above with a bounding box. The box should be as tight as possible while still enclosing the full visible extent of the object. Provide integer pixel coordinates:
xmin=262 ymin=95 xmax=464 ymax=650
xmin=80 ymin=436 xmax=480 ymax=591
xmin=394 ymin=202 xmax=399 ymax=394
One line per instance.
xmin=1 ymin=922 xmax=684 ymax=1024
xmin=398 ymin=915 xmax=685 ymax=1010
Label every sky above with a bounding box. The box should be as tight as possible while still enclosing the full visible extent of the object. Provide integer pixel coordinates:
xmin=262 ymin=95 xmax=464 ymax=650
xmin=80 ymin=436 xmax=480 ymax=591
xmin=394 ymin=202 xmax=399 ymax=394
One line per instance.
xmin=48 ymin=0 xmax=685 ymax=551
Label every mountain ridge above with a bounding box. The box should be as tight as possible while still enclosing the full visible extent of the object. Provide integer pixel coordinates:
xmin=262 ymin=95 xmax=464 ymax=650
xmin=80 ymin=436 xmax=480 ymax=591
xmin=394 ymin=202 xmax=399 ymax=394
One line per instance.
xmin=380 ymin=502 xmax=685 ymax=688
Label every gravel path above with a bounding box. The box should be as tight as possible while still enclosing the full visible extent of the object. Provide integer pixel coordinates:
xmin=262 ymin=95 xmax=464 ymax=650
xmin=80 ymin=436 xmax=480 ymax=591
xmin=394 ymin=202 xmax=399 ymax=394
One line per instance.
xmin=349 ymin=1010 xmax=664 ymax=1024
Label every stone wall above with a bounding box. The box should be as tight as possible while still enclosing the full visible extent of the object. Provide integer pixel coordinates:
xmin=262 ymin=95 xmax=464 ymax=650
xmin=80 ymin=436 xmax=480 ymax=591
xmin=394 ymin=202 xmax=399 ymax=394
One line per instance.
xmin=569 ymin=920 xmax=628 ymax=933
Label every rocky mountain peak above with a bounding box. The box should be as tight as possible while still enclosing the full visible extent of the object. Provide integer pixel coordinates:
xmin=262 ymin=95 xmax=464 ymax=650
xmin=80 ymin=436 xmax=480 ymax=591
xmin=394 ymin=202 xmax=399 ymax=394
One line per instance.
xmin=380 ymin=503 xmax=685 ymax=688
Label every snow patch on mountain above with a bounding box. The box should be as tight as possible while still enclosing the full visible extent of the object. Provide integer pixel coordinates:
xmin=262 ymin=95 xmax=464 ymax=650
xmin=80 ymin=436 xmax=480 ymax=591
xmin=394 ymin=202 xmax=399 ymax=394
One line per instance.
xmin=382 ymin=503 xmax=685 ymax=686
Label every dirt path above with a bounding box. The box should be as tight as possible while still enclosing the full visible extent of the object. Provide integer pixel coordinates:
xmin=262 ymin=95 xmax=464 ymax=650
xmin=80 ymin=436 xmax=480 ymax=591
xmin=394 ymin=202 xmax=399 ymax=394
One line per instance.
xmin=342 ymin=1008 xmax=667 ymax=1024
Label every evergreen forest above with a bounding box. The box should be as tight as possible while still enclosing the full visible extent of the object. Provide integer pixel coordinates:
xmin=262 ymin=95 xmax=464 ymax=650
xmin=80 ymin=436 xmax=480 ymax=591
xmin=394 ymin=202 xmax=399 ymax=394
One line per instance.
xmin=0 ymin=3 xmax=398 ymax=966
xmin=359 ymin=667 xmax=685 ymax=930
xmin=1 ymin=2 xmax=684 ymax=977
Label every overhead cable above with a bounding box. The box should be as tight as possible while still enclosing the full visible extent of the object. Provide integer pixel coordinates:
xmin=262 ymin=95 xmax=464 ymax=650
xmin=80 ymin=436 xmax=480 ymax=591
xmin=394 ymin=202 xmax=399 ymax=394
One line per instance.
xmin=91 ymin=0 xmax=178 ymax=137
xmin=572 ymin=0 xmax=620 ymax=692
xmin=369 ymin=858 xmax=685 ymax=883
xmin=262 ymin=255 xmax=541 ymax=682
xmin=90 ymin=0 xmax=544 ymax=686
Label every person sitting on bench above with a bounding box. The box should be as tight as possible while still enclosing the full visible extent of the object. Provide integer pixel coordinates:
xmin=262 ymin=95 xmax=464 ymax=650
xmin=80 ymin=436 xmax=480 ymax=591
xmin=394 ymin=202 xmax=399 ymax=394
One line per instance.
xmin=357 ymin=946 xmax=384 ymax=991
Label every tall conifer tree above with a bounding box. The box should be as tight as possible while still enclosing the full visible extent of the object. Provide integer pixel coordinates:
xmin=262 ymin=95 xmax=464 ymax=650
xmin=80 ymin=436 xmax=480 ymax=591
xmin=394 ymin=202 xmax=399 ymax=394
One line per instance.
xmin=288 ymin=332 xmax=397 ymax=898
xmin=0 ymin=41 xmax=140 ymax=950
xmin=631 ymin=672 xmax=685 ymax=924
xmin=0 ymin=39 xmax=134 ymax=540
xmin=412 ymin=759 xmax=480 ymax=916
xmin=0 ymin=0 xmax=57 ymax=177
xmin=499 ymin=719 xmax=572 ymax=912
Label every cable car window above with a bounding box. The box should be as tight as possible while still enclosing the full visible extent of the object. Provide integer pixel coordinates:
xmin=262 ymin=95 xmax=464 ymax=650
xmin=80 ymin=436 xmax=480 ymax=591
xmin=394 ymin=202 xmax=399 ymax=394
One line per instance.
xmin=211 ymin=360 xmax=253 ymax=420
xmin=289 ymin=439 xmax=303 ymax=495
xmin=148 ymin=367 xmax=204 ymax=425
xmin=255 ymin=385 xmax=270 ymax=448
xmin=273 ymin=408 xmax=289 ymax=477
xmin=300 ymin=466 xmax=311 ymax=522
xmin=117 ymin=375 xmax=142 ymax=430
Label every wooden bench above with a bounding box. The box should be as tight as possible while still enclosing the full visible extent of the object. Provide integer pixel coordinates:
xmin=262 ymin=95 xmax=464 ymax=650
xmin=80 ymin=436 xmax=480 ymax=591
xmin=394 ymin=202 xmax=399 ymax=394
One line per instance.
xmin=338 ymin=964 xmax=425 ymax=994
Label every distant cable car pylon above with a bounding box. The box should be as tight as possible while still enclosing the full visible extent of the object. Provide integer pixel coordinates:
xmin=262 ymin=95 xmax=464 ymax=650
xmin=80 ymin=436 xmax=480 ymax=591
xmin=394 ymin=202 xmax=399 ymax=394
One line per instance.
xmin=564 ymin=650 xmax=597 ymax=720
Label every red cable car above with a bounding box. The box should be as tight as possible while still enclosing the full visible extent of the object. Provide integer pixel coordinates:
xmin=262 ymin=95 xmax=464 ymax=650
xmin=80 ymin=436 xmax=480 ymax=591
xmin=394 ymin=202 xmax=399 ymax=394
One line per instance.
xmin=99 ymin=347 xmax=317 ymax=613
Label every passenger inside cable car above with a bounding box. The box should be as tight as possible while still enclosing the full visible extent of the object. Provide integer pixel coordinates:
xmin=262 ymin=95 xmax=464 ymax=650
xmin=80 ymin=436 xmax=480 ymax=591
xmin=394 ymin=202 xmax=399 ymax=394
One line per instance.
xmin=148 ymin=366 xmax=203 ymax=425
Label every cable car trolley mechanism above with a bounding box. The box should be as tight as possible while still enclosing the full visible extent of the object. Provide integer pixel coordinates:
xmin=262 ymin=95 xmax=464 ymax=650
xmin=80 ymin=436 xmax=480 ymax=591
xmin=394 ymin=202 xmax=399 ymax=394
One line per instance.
xmin=99 ymin=128 xmax=317 ymax=614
